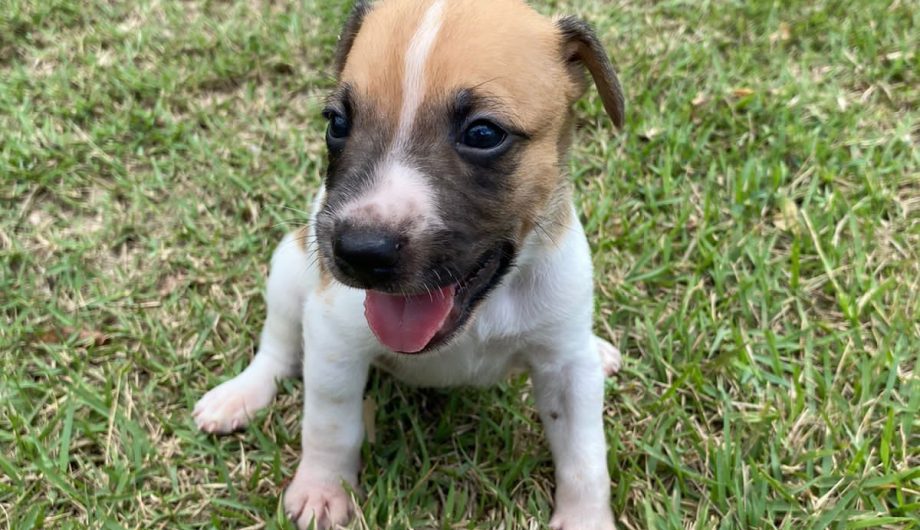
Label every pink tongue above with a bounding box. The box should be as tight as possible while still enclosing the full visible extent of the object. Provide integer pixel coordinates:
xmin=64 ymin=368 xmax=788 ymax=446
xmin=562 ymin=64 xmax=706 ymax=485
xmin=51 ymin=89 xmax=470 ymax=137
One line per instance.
xmin=364 ymin=286 xmax=456 ymax=353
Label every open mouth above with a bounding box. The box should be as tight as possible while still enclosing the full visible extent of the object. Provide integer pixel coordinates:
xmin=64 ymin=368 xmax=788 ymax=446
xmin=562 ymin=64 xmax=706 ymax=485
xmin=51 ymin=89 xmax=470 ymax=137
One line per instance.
xmin=363 ymin=242 xmax=515 ymax=354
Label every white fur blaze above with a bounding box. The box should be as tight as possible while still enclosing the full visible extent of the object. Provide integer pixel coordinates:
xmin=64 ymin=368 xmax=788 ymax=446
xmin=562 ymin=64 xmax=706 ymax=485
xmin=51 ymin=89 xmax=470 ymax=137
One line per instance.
xmin=395 ymin=0 xmax=445 ymax=150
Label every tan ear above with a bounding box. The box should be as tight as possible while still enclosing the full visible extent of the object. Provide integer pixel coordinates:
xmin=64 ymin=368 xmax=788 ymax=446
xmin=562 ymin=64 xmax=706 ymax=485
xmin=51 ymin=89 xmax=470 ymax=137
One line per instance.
xmin=556 ymin=16 xmax=625 ymax=129
xmin=333 ymin=1 xmax=374 ymax=77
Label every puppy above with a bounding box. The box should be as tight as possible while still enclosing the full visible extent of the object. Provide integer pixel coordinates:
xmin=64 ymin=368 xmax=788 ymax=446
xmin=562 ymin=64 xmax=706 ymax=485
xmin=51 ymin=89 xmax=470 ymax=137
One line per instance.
xmin=194 ymin=0 xmax=625 ymax=528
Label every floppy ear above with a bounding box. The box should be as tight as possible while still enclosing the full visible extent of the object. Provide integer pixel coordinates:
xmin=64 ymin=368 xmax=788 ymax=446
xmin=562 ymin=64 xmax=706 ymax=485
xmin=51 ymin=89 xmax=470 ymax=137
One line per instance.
xmin=333 ymin=1 xmax=373 ymax=77
xmin=556 ymin=16 xmax=625 ymax=129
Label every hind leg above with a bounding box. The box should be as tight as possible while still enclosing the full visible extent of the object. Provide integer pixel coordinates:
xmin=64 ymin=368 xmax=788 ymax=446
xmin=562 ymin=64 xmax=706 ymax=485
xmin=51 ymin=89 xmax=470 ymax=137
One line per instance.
xmin=194 ymin=232 xmax=312 ymax=433
xmin=595 ymin=335 xmax=622 ymax=377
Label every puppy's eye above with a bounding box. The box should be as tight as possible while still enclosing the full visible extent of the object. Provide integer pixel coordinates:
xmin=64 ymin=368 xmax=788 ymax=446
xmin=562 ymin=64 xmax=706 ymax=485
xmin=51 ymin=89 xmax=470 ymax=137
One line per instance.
xmin=461 ymin=120 xmax=506 ymax=150
xmin=325 ymin=112 xmax=351 ymax=140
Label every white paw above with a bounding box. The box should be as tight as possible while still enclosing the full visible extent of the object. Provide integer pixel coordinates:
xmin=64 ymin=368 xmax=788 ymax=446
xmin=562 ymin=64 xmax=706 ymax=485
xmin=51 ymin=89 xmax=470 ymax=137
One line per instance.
xmin=595 ymin=336 xmax=622 ymax=376
xmin=193 ymin=374 xmax=276 ymax=434
xmin=550 ymin=508 xmax=616 ymax=530
xmin=284 ymin=472 xmax=354 ymax=530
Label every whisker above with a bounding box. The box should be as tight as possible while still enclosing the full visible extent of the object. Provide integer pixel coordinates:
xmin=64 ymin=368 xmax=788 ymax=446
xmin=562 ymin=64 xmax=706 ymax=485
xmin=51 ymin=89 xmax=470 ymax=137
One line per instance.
xmin=270 ymin=216 xmax=316 ymax=229
xmin=532 ymin=219 xmax=559 ymax=246
xmin=423 ymin=280 xmax=433 ymax=302
xmin=307 ymin=254 xmax=323 ymax=269
xmin=443 ymin=265 xmax=466 ymax=291
xmin=279 ymin=205 xmax=314 ymax=216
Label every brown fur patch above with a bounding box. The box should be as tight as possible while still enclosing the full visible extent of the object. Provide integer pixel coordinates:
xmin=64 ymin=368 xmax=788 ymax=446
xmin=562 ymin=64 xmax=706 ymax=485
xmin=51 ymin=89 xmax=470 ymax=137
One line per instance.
xmin=295 ymin=225 xmax=311 ymax=251
xmin=339 ymin=0 xmax=431 ymax=126
xmin=294 ymin=226 xmax=334 ymax=292
xmin=427 ymin=1 xmax=576 ymax=130
xmin=317 ymin=258 xmax=333 ymax=292
xmin=522 ymin=182 xmax=574 ymax=246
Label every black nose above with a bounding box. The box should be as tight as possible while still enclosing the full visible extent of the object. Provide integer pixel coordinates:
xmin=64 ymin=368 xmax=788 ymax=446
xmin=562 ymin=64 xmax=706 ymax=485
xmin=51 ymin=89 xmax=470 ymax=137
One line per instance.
xmin=333 ymin=227 xmax=402 ymax=285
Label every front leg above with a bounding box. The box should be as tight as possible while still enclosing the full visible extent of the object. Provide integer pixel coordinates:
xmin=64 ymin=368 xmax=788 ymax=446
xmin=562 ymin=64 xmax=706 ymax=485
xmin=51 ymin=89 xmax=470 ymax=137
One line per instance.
xmin=531 ymin=338 xmax=616 ymax=530
xmin=194 ymin=233 xmax=307 ymax=433
xmin=284 ymin=324 xmax=370 ymax=530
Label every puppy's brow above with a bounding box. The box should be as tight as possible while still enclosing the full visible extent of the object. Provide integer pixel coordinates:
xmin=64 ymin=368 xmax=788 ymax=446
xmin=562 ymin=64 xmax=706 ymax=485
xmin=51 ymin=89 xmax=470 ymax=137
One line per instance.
xmin=325 ymin=83 xmax=354 ymax=114
xmin=453 ymin=88 xmax=528 ymax=136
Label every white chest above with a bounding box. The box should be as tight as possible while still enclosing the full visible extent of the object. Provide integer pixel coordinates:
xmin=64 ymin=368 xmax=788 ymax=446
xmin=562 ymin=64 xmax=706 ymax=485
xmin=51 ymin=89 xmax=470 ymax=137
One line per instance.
xmin=371 ymin=331 xmax=527 ymax=387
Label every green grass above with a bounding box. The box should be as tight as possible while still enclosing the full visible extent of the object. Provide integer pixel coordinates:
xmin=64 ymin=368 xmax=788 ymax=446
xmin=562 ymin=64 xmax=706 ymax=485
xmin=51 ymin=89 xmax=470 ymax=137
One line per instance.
xmin=1 ymin=0 xmax=918 ymax=528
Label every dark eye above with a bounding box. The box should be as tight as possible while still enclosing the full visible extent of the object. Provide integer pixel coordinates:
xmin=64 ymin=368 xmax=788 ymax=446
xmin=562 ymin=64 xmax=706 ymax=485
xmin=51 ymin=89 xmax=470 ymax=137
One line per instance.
xmin=461 ymin=120 xmax=506 ymax=149
xmin=324 ymin=110 xmax=351 ymax=140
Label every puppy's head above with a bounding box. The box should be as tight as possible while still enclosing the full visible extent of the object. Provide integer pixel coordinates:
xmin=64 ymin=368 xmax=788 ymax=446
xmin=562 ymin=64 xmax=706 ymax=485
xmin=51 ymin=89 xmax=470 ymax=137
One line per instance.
xmin=314 ymin=0 xmax=624 ymax=354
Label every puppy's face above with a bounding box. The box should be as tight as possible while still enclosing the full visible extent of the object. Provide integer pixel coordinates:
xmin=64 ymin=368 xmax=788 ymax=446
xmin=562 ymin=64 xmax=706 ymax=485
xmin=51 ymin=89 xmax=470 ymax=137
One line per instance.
xmin=314 ymin=0 xmax=624 ymax=354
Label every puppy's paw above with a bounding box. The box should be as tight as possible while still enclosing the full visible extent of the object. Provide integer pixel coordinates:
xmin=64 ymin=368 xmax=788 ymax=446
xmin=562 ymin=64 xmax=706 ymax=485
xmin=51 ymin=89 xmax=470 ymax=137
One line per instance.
xmin=284 ymin=474 xmax=353 ymax=530
xmin=595 ymin=336 xmax=622 ymax=376
xmin=550 ymin=509 xmax=616 ymax=530
xmin=193 ymin=375 xmax=276 ymax=434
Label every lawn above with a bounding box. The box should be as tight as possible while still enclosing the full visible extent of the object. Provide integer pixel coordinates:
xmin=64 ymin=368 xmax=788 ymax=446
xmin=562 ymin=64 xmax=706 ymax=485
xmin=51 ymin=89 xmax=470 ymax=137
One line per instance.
xmin=1 ymin=0 xmax=918 ymax=528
